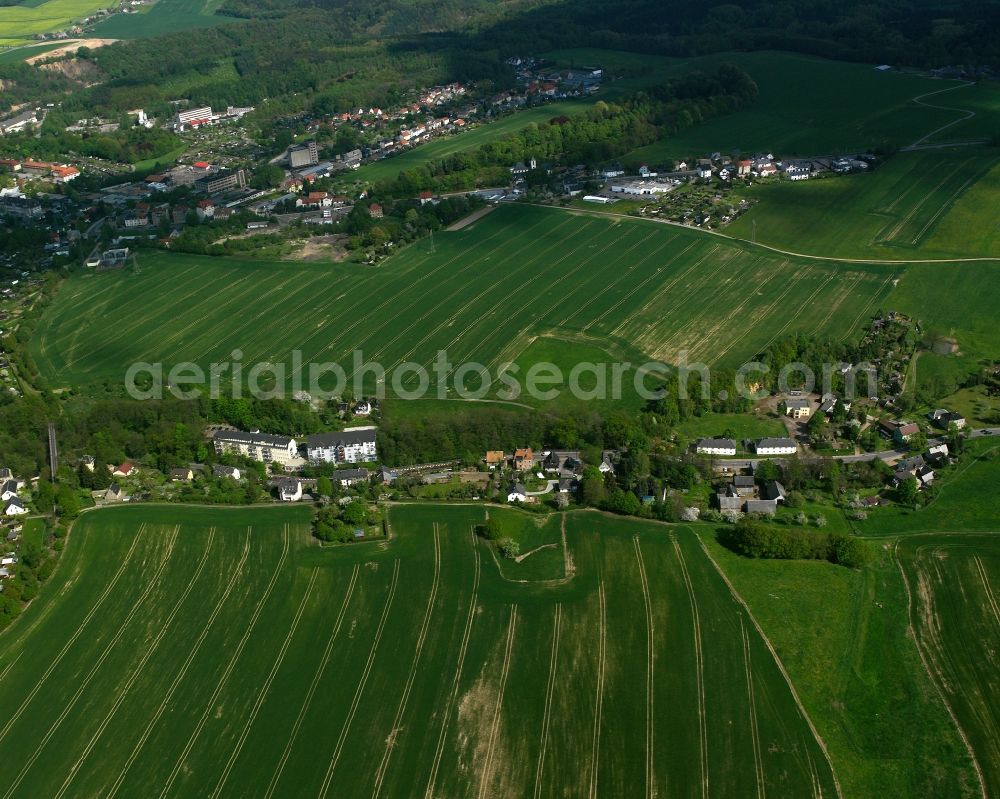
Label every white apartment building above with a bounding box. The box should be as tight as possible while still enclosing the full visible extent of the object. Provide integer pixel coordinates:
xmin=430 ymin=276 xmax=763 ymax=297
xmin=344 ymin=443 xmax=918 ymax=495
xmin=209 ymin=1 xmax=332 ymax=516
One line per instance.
xmin=213 ymin=430 xmax=299 ymax=466
xmin=306 ymin=426 xmax=378 ymax=465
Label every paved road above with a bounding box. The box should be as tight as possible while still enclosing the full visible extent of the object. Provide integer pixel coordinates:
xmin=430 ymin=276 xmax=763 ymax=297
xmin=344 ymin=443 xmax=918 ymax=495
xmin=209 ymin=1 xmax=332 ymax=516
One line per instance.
xmin=714 ymin=427 xmax=1000 ymax=470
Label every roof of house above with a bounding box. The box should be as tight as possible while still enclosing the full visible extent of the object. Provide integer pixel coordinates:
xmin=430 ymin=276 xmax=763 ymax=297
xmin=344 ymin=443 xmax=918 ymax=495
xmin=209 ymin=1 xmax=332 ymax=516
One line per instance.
xmin=897 ymin=422 xmax=920 ymax=436
xmin=697 ymin=438 xmax=736 ymax=449
xmin=509 ymin=482 xmax=527 ymax=495
xmin=337 ymin=468 xmax=370 ymax=481
xmin=170 ymin=468 xmax=191 ymax=479
xmin=756 ymin=438 xmax=796 ymax=449
xmin=745 ymin=499 xmax=778 ymax=514
xmin=763 ymin=481 xmax=786 ymax=501
xmin=306 ymin=428 xmax=377 ymax=447
xmin=784 ymin=398 xmax=810 ymax=409
xmin=212 ymin=465 xmax=239 ymax=476
xmin=514 ymin=448 xmax=533 ymax=459
xmin=733 ymin=475 xmax=755 ymax=488
xmin=214 ymin=429 xmax=295 ymax=448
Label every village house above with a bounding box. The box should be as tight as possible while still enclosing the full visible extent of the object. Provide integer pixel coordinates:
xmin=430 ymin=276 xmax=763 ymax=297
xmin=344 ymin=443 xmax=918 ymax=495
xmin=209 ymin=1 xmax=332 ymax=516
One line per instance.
xmin=277 ymin=478 xmax=303 ymax=502
xmin=170 ymin=468 xmax=193 ymax=482
xmin=212 ymin=465 xmax=241 ymax=480
xmin=336 ymin=468 xmax=370 ymax=488
xmin=513 ymin=448 xmax=535 ymax=471
xmin=3 ymin=497 xmax=26 ymax=516
xmin=928 ymin=409 xmax=967 ymax=430
xmin=507 ymin=483 xmax=529 ymax=503
xmin=753 ymin=437 xmax=797 ymax=456
xmin=599 ymin=451 xmax=618 ymax=474
xmin=784 ymin=398 xmax=811 ymax=419
xmin=113 ymin=462 xmax=136 ymax=477
xmin=104 ymin=484 xmax=125 ymax=503
xmin=696 ymin=438 xmax=737 ymax=456
xmin=484 ymin=451 xmax=507 ymax=470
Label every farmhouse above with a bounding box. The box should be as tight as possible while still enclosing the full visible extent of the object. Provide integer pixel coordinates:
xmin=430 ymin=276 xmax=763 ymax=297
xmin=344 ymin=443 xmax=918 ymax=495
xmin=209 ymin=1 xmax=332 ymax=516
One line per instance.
xmin=784 ymin=399 xmax=811 ymax=419
xmin=3 ymin=498 xmax=26 ymax=516
xmin=929 ymin=409 xmax=966 ymax=429
xmin=513 ymin=448 xmax=535 ymax=471
xmin=745 ymin=499 xmax=779 ymax=515
xmin=696 ymin=438 xmax=737 ymax=456
xmin=276 ymin=478 xmax=303 ymax=502
xmin=484 ymin=450 xmax=507 ymax=469
xmin=507 ymin=483 xmax=529 ymax=503
xmin=753 ymin=438 xmax=797 ymax=456
xmin=212 ymin=465 xmax=241 ymax=480
xmin=306 ymin=427 xmax=378 ymax=465
xmin=213 ymin=430 xmax=300 ymax=467
xmin=335 ymin=468 xmax=370 ymax=488
xmin=732 ymin=475 xmax=756 ymax=496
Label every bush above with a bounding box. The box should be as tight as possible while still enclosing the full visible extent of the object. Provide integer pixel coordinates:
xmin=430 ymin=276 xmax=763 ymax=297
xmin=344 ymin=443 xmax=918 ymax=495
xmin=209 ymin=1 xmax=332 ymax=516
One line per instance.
xmin=498 ymin=538 xmax=520 ymax=559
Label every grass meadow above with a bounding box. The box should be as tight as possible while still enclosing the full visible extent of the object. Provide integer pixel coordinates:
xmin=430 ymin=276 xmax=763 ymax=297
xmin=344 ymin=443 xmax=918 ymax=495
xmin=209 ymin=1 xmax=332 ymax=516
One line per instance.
xmin=896 ymin=533 xmax=1000 ymax=797
xmin=0 ymin=503 xmax=839 ymax=797
xmin=29 ymin=204 xmax=899 ymax=394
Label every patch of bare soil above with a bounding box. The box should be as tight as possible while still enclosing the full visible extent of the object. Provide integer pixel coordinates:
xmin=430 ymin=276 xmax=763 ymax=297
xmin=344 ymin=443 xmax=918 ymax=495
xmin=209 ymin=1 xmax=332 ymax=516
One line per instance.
xmin=26 ymin=39 xmax=117 ymax=64
xmin=283 ymin=235 xmax=349 ymax=262
xmin=37 ymin=57 xmax=104 ymax=86
xmin=446 ymin=205 xmax=495 ymax=231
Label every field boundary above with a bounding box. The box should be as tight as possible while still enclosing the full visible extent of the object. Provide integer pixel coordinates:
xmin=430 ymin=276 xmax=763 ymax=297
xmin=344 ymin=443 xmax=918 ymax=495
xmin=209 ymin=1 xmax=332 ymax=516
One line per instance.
xmin=894 ymin=539 xmax=987 ymax=798
xmin=524 ymin=202 xmax=1000 ymax=264
xmin=696 ymin=534 xmax=844 ymax=799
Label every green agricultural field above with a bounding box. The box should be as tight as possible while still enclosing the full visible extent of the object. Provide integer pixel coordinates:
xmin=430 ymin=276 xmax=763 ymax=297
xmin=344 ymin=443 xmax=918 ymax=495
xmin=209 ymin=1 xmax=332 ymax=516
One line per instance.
xmin=0 ymin=0 xmax=107 ymax=46
xmin=701 ymin=531 xmax=980 ymax=797
xmin=88 ymin=0 xmax=234 ymax=38
xmin=896 ymin=533 xmax=1000 ymax=797
xmin=620 ymin=51 xmax=992 ymax=161
xmin=0 ymin=503 xmax=840 ymax=797
xmin=347 ymin=100 xmax=591 ymax=185
xmin=29 ymin=204 xmax=899 ymax=395
xmin=727 ymin=148 xmax=1000 ymax=259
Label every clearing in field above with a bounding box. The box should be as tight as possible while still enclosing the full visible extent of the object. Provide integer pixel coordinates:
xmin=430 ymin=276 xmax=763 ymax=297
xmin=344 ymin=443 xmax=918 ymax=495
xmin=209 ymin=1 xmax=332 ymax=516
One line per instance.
xmin=0 ymin=504 xmax=839 ymax=797
xmin=29 ymin=204 xmax=898 ymax=394
xmin=897 ymin=533 xmax=1000 ymax=798
xmin=727 ymin=148 xmax=1000 ymax=260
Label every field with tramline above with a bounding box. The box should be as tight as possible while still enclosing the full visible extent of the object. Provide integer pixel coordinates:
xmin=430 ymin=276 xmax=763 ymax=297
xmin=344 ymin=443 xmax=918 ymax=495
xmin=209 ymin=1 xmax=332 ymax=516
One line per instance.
xmin=29 ymin=204 xmax=898 ymax=394
xmin=896 ymin=533 xmax=1000 ymax=798
xmin=727 ymin=148 xmax=1000 ymax=260
xmin=0 ymin=504 xmax=840 ymax=797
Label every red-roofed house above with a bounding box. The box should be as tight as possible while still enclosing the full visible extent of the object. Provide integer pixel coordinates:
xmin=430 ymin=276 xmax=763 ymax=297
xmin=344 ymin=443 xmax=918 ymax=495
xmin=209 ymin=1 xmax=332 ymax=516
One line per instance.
xmin=368 ymin=203 xmax=383 ymax=218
